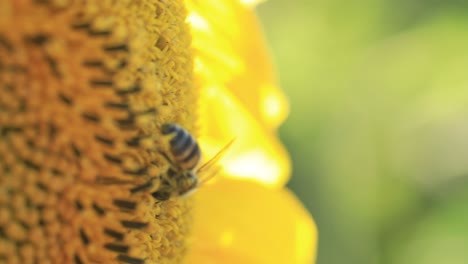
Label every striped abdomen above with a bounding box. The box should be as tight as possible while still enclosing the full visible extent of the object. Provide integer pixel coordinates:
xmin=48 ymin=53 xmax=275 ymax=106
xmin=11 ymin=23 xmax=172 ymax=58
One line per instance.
xmin=161 ymin=123 xmax=201 ymax=170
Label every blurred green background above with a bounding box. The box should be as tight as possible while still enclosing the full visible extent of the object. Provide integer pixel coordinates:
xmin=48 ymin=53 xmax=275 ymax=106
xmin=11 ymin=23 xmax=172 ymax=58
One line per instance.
xmin=257 ymin=1 xmax=468 ymax=264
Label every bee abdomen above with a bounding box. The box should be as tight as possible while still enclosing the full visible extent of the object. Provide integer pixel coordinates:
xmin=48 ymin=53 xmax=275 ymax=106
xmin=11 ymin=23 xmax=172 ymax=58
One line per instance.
xmin=170 ymin=128 xmax=193 ymax=156
xmin=161 ymin=123 xmax=201 ymax=170
xmin=179 ymin=143 xmax=200 ymax=170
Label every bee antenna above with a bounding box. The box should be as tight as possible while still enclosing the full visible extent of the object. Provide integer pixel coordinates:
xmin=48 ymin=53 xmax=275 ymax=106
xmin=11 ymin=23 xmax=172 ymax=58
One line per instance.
xmin=197 ymin=137 xmax=236 ymax=174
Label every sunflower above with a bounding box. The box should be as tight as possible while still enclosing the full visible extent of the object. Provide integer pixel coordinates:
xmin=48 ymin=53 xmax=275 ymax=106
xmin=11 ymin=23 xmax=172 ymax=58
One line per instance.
xmin=0 ymin=0 xmax=316 ymax=263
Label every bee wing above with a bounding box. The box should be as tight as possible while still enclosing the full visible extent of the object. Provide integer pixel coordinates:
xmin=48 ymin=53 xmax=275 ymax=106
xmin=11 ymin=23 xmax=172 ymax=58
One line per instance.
xmin=197 ymin=137 xmax=236 ymax=180
xmin=198 ymin=166 xmax=221 ymax=186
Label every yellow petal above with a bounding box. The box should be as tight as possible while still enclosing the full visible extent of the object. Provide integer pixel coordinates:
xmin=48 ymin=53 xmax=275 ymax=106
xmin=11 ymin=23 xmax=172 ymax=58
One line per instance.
xmin=187 ymin=0 xmax=291 ymax=187
xmin=198 ymin=84 xmax=291 ymax=188
xmin=187 ymin=0 xmax=288 ymax=129
xmin=187 ymin=177 xmax=318 ymax=264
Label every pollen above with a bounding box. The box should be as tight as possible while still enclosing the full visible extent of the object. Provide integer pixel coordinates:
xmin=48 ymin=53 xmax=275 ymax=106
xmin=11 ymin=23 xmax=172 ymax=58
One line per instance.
xmin=0 ymin=1 xmax=195 ymax=263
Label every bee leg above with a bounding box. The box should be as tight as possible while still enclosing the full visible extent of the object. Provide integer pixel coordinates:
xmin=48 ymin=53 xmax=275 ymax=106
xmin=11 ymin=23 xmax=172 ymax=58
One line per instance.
xmin=130 ymin=177 xmax=157 ymax=194
xmin=151 ymin=189 xmax=171 ymax=201
xmin=151 ymin=177 xmax=172 ymax=201
xmin=157 ymin=149 xmax=179 ymax=169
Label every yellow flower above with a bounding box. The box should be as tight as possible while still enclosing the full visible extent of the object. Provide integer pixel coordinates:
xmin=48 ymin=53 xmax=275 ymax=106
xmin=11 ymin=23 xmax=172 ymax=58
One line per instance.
xmin=185 ymin=1 xmax=317 ymax=263
xmin=0 ymin=0 xmax=316 ymax=263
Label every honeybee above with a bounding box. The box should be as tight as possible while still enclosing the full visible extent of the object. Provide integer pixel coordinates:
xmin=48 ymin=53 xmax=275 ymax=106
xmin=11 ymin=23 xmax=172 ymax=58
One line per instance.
xmin=151 ymin=123 xmax=234 ymax=201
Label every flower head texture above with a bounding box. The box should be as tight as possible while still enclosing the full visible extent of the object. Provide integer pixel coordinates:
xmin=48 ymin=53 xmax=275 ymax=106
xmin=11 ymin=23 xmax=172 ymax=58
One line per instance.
xmin=0 ymin=0 xmax=317 ymax=264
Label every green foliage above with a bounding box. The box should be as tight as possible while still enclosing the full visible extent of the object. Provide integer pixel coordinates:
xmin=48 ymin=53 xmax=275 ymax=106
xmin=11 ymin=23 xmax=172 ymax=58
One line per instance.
xmin=258 ymin=1 xmax=468 ymax=263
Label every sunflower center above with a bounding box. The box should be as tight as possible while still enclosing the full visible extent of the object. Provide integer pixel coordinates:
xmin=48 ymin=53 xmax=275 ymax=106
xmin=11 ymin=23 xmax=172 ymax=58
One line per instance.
xmin=0 ymin=0 xmax=195 ymax=263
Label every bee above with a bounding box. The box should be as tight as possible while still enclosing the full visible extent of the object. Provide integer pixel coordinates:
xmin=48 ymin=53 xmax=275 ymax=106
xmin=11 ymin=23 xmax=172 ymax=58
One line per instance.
xmin=151 ymin=123 xmax=234 ymax=201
